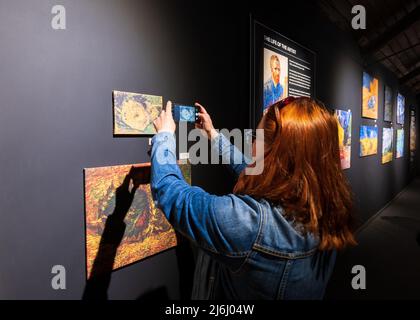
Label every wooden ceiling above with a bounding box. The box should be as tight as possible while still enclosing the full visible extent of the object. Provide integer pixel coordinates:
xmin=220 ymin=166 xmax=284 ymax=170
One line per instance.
xmin=317 ymin=0 xmax=420 ymax=98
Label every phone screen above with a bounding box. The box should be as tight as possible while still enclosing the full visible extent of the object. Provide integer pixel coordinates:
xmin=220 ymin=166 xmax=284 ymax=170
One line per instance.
xmin=173 ymin=104 xmax=197 ymax=122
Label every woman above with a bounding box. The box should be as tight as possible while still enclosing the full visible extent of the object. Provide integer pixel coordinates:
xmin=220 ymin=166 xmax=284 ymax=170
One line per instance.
xmin=151 ymin=97 xmax=356 ymax=300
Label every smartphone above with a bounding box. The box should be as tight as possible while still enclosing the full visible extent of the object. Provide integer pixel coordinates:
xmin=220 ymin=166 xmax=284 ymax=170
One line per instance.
xmin=172 ymin=103 xmax=199 ymax=123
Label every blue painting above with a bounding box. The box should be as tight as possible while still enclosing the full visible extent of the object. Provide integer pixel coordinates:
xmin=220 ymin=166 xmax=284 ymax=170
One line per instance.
xmin=384 ymin=86 xmax=392 ymax=122
xmin=397 ymin=93 xmax=405 ymax=125
xmin=382 ymin=128 xmax=393 ymax=164
xmin=396 ymin=129 xmax=404 ymax=158
xmin=362 ymin=72 xmax=378 ymax=119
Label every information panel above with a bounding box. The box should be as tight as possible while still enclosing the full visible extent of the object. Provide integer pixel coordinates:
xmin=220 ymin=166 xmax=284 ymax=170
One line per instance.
xmin=252 ymin=20 xmax=316 ymax=127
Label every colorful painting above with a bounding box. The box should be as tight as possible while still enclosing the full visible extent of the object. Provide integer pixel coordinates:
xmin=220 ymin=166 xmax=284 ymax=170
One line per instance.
xmin=384 ymin=85 xmax=393 ymax=122
xmin=263 ymin=48 xmax=288 ymax=112
xmin=396 ymin=129 xmax=404 ymax=158
xmin=362 ymin=72 xmax=378 ymax=119
xmin=382 ymin=128 xmax=393 ymax=164
xmin=335 ymin=109 xmax=352 ymax=169
xmin=113 ymin=90 xmax=162 ymax=135
xmin=84 ymin=162 xmax=191 ymax=278
xmin=410 ymin=109 xmax=416 ymax=163
xmin=397 ymin=93 xmax=405 ymax=125
xmin=359 ymin=125 xmax=378 ymax=157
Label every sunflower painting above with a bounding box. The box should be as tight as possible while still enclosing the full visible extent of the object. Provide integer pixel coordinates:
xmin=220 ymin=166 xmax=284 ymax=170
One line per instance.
xmin=113 ymin=90 xmax=162 ymax=135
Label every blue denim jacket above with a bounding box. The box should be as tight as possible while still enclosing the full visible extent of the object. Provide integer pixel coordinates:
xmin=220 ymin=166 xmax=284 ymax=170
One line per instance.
xmin=151 ymin=131 xmax=336 ymax=300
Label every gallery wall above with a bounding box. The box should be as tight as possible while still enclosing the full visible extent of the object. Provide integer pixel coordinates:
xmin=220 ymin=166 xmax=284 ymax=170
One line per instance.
xmin=0 ymin=0 xmax=418 ymax=299
xmin=0 ymin=0 xmax=247 ymax=299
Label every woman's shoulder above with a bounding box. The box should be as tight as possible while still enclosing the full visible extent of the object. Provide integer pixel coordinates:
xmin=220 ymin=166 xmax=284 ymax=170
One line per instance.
xmin=211 ymin=194 xmax=261 ymax=225
xmin=209 ymin=194 xmax=262 ymax=254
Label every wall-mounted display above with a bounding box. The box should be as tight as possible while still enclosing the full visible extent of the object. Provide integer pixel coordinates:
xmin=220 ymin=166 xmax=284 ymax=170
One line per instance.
xmin=410 ymin=108 xmax=416 ymax=163
xmin=397 ymin=93 xmax=405 ymax=125
xmin=396 ymin=129 xmax=404 ymax=158
xmin=113 ymin=90 xmax=162 ymax=135
xmin=359 ymin=125 xmax=378 ymax=157
xmin=84 ymin=162 xmax=191 ymax=278
xmin=252 ymin=20 xmax=315 ymax=127
xmin=335 ymin=109 xmax=352 ymax=169
xmin=382 ymin=127 xmax=393 ymax=164
xmin=384 ymin=85 xmax=393 ymax=122
xmin=263 ymin=48 xmax=288 ymax=111
xmin=362 ymin=72 xmax=378 ymax=119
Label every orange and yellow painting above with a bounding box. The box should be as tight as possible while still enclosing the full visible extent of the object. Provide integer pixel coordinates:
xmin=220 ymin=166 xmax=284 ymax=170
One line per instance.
xmin=362 ymin=72 xmax=378 ymax=119
xmin=335 ymin=109 xmax=352 ymax=169
xmin=84 ymin=162 xmax=191 ymax=279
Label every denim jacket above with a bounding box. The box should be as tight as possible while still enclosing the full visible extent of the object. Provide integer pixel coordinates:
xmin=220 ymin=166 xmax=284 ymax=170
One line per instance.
xmin=151 ymin=131 xmax=336 ymax=300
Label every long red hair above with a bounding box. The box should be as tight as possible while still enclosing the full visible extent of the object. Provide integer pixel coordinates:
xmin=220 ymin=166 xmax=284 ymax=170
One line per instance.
xmin=234 ymin=97 xmax=356 ymax=250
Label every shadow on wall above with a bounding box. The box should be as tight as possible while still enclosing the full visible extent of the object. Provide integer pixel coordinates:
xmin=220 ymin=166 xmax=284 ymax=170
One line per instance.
xmin=82 ymin=168 xmax=195 ymax=300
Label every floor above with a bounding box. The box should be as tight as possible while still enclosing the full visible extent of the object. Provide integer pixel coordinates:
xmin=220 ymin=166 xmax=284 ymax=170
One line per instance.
xmin=325 ymin=178 xmax=420 ymax=299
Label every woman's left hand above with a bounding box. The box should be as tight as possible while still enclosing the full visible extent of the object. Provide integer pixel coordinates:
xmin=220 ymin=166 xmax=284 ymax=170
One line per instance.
xmin=153 ymin=101 xmax=176 ymax=134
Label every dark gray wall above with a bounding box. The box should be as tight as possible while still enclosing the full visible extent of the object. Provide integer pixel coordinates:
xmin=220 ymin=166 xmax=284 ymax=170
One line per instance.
xmin=0 ymin=0 xmax=245 ymax=299
xmin=0 ymin=0 xmax=418 ymax=299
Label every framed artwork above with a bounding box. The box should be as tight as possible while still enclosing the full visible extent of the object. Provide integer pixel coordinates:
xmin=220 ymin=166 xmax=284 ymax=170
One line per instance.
xmin=396 ymin=129 xmax=404 ymax=158
xmin=251 ymin=19 xmax=316 ymax=128
xmin=410 ymin=108 xmax=416 ymax=163
xmin=359 ymin=125 xmax=378 ymax=157
xmin=384 ymin=85 xmax=393 ymax=122
xmin=362 ymin=72 xmax=378 ymax=119
xmin=263 ymin=47 xmax=288 ymax=112
xmin=84 ymin=162 xmax=191 ymax=278
xmin=335 ymin=109 xmax=352 ymax=169
xmin=382 ymin=127 xmax=393 ymax=164
xmin=113 ymin=90 xmax=162 ymax=136
xmin=397 ymin=93 xmax=405 ymax=125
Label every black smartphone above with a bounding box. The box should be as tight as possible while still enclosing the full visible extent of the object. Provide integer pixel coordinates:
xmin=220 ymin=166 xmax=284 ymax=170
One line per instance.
xmin=172 ymin=103 xmax=199 ymax=123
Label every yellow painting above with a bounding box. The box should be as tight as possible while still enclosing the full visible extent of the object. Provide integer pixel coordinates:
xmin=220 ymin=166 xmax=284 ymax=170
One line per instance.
xmin=84 ymin=162 xmax=191 ymax=278
xmin=113 ymin=90 xmax=162 ymax=135
xmin=359 ymin=125 xmax=378 ymax=157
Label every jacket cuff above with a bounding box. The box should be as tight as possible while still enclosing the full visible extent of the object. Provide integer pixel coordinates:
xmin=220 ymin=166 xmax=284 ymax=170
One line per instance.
xmin=152 ymin=131 xmax=176 ymax=144
xmin=210 ymin=132 xmax=231 ymax=155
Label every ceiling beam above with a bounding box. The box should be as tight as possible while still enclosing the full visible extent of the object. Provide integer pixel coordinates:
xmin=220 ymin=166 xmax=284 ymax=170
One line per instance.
xmin=400 ymin=65 xmax=420 ymax=84
xmin=356 ymin=0 xmax=412 ymax=42
xmin=361 ymin=6 xmax=420 ymax=56
xmin=366 ymin=42 xmax=420 ymax=67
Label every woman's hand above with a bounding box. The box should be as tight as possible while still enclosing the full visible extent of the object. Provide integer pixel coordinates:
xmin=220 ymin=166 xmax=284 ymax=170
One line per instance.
xmin=195 ymin=102 xmax=218 ymax=140
xmin=153 ymin=101 xmax=176 ymax=134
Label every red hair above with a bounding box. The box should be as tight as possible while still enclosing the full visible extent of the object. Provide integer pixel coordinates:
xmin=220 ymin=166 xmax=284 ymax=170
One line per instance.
xmin=234 ymin=97 xmax=356 ymax=250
